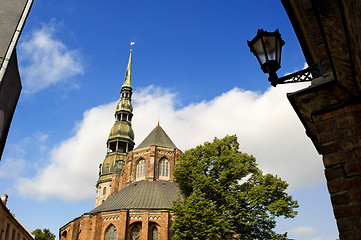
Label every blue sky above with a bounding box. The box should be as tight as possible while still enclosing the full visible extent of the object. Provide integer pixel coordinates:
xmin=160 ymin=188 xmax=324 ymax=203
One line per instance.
xmin=0 ymin=1 xmax=338 ymax=239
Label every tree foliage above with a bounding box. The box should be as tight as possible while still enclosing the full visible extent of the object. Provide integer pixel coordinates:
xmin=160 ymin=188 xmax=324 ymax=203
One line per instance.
xmin=172 ymin=135 xmax=298 ymax=240
xmin=31 ymin=229 xmax=55 ymax=240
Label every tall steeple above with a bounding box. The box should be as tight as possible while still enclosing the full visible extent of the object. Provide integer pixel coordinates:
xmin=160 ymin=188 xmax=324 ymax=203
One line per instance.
xmin=95 ymin=49 xmax=135 ymax=207
xmin=108 ymin=49 xmax=135 ymax=153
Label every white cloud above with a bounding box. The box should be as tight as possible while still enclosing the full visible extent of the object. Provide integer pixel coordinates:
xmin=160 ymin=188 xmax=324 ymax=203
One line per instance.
xmin=134 ymin=85 xmax=324 ymax=191
xmin=288 ymin=226 xmax=316 ymax=235
xmin=16 ymin=103 xmax=115 ymax=201
xmin=0 ymin=157 xmax=26 ymax=180
xmin=16 ymin=84 xmax=325 ymax=201
xmin=18 ymin=21 xmax=84 ymax=94
xmin=0 ymin=132 xmax=48 ymax=181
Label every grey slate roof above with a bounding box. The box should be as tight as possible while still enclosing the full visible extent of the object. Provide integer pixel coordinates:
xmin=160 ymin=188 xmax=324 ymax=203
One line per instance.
xmin=135 ymin=124 xmax=177 ymax=149
xmin=89 ymin=180 xmax=180 ymax=214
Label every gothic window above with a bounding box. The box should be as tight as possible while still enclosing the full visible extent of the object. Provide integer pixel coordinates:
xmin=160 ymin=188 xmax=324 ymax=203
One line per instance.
xmin=103 ymin=187 xmax=106 ymax=195
xmin=105 ymin=224 xmax=117 ymax=240
xmin=136 ymin=159 xmax=146 ymax=180
xmin=130 ymin=226 xmax=140 ymax=240
xmin=151 ymin=227 xmax=158 ymax=240
xmin=159 ymin=158 xmax=169 ymax=179
xmin=105 ymin=164 xmax=110 ymax=173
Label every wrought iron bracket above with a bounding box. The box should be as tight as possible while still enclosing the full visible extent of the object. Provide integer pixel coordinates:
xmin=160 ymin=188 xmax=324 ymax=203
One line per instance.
xmin=270 ymin=61 xmax=324 ymax=86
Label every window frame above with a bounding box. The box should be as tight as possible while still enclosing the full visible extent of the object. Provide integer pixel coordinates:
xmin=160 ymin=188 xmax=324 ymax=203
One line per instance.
xmin=151 ymin=226 xmax=159 ymax=240
xmin=158 ymin=158 xmax=169 ymax=180
xmin=105 ymin=224 xmax=117 ymax=240
xmin=130 ymin=226 xmax=140 ymax=240
xmin=136 ymin=159 xmax=146 ymax=180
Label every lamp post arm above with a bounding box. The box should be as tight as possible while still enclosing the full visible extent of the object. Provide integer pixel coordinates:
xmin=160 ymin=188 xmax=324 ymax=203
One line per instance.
xmin=273 ymin=61 xmax=324 ymax=86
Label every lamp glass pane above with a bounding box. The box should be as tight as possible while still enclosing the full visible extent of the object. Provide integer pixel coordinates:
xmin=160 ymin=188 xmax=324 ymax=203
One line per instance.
xmin=262 ymin=35 xmax=277 ymax=61
xmin=276 ymin=38 xmax=282 ymax=64
xmin=252 ymin=38 xmax=266 ymax=65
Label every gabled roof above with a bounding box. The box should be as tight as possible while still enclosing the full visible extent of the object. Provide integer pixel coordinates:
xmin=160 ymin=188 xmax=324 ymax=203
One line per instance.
xmin=135 ymin=124 xmax=177 ymax=149
xmin=89 ymin=180 xmax=180 ymax=214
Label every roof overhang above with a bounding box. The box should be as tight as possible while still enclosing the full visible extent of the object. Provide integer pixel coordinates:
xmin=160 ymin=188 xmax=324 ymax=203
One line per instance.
xmin=281 ymin=0 xmax=361 ymax=152
xmin=0 ymin=0 xmax=34 ymax=159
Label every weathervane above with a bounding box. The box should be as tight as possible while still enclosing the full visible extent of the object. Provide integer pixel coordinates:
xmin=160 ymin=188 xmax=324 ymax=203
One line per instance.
xmin=130 ymin=42 xmax=135 ymax=52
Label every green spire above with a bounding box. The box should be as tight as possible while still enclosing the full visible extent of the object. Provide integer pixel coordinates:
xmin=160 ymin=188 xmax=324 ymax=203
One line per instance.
xmin=123 ymin=49 xmax=132 ymax=88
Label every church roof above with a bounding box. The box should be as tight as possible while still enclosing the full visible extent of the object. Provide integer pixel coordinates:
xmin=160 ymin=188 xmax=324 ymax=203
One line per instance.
xmin=135 ymin=124 xmax=177 ymax=150
xmin=89 ymin=180 xmax=180 ymax=214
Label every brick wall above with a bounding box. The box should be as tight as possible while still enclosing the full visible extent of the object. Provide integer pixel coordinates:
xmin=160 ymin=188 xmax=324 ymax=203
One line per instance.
xmin=60 ymin=210 xmax=173 ymax=240
xmin=0 ymin=199 xmax=33 ymax=240
xmin=119 ymin=146 xmax=181 ymax=189
xmin=313 ymin=102 xmax=361 ymax=239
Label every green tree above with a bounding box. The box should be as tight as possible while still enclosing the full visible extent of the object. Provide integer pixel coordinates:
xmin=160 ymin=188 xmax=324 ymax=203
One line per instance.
xmin=31 ymin=229 xmax=55 ymax=240
xmin=172 ymin=135 xmax=298 ymax=240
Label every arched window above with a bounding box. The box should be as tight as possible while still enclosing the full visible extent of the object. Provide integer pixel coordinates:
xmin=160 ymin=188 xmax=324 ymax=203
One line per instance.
xmin=159 ymin=158 xmax=169 ymax=179
xmin=130 ymin=226 xmax=140 ymax=240
xmin=61 ymin=231 xmax=67 ymax=239
xmin=136 ymin=159 xmax=146 ymax=180
xmin=103 ymin=187 xmax=106 ymax=195
xmin=105 ymin=224 xmax=117 ymax=240
xmin=151 ymin=227 xmax=158 ymax=240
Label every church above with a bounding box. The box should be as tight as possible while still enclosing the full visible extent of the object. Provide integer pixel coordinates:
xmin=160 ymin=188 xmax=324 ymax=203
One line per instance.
xmin=59 ymin=49 xmax=182 ymax=240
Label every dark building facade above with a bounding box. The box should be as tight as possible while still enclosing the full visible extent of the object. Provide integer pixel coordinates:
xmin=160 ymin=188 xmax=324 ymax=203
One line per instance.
xmin=0 ymin=0 xmax=33 ymax=159
xmin=60 ymin=50 xmax=181 ymax=240
xmin=0 ymin=194 xmax=34 ymax=240
xmin=282 ymin=0 xmax=361 ymax=239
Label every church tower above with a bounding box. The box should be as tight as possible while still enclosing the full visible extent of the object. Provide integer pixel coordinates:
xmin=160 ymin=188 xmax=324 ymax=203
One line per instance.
xmin=60 ymin=49 xmax=181 ymax=240
xmin=95 ymin=50 xmax=135 ymax=207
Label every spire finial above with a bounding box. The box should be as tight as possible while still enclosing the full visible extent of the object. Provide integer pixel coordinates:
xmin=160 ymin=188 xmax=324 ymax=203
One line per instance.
xmin=130 ymin=42 xmax=135 ymax=52
xmin=158 ymin=116 xmax=160 ymax=125
xmin=122 ymin=44 xmax=133 ymax=88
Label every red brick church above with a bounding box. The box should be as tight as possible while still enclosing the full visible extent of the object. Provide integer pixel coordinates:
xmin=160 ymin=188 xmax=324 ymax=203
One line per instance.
xmin=59 ymin=50 xmax=181 ymax=240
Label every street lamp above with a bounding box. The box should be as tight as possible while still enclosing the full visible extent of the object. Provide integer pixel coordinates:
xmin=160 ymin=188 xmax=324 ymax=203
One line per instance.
xmin=248 ymin=29 xmax=323 ymax=87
